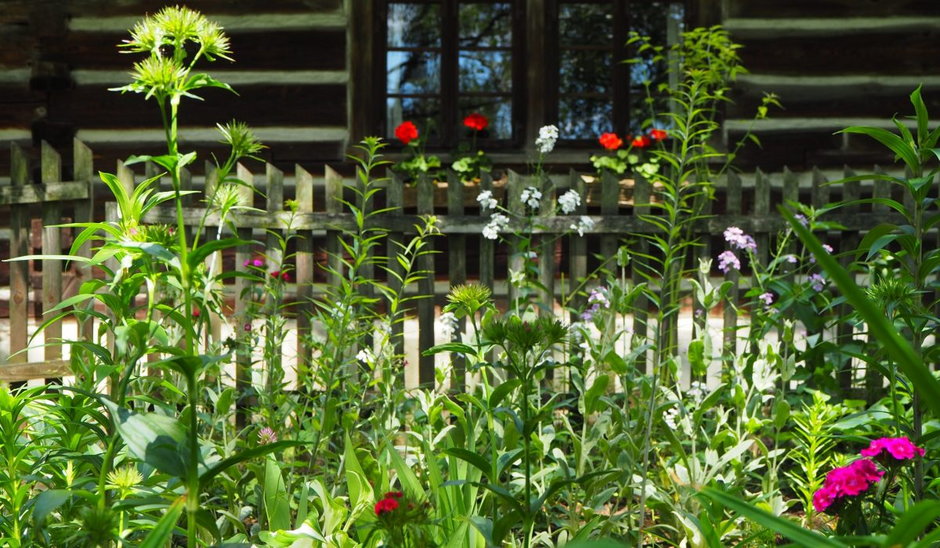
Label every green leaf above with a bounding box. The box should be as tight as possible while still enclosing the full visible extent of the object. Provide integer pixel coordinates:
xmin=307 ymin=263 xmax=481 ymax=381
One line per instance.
xmin=488 ymin=378 xmax=521 ymax=409
xmin=189 ymin=237 xmax=252 ymax=270
xmin=584 ymin=374 xmax=610 ymax=414
xmin=264 ymin=456 xmax=291 ymax=531
xmin=700 ymin=487 xmax=846 ymax=547
xmin=32 ymin=489 xmax=71 ymax=524
xmin=839 ymin=126 xmax=919 ymax=173
xmin=443 ymin=448 xmax=493 ymax=483
xmin=138 ymin=496 xmax=185 ymax=548
xmin=199 ymin=440 xmax=304 ymax=489
xmin=102 ymin=399 xmax=189 ymax=479
xmin=783 ymin=205 xmax=940 ymax=417
xmin=911 ymin=85 xmax=929 ymax=147
xmin=884 ymin=500 xmax=940 ymax=547
xmin=422 ymin=342 xmax=478 ymax=357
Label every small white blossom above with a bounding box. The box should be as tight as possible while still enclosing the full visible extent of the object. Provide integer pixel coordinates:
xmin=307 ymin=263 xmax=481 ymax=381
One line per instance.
xmin=482 ymin=212 xmax=509 ymax=240
xmin=570 ymin=215 xmax=595 ymax=237
xmin=558 ymin=189 xmax=581 ymax=214
xmin=520 ymin=186 xmax=542 ymax=209
xmin=439 ymin=311 xmax=459 ymax=340
xmin=356 ymin=348 xmax=375 ymax=365
xmin=535 ymin=124 xmax=559 ymax=154
xmin=477 ymin=190 xmax=498 ymax=211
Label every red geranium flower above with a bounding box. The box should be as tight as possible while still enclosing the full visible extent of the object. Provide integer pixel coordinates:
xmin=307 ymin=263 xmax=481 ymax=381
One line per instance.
xmin=375 ymin=496 xmax=399 ymax=516
xmin=598 ymin=132 xmax=623 ymax=151
xmin=395 ymin=121 xmax=419 ymax=145
xmin=384 ymin=491 xmax=404 ymax=499
xmin=463 ymin=112 xmax=488 ymax=131
xmin=631 ymin=135 xmax=651 ymax=148
xmin=650 ymin=128 xmax=668 ymax=141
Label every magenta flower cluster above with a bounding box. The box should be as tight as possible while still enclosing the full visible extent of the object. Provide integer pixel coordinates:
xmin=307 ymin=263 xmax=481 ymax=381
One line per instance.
xmin=717 ymin=250 xmax=740 ymax=274
xmin=812 ymin=437 xmax=924 ymax=513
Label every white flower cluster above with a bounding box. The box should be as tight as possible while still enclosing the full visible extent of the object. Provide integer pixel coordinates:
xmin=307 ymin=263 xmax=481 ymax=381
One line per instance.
xmin=535 ymin=124 xmax=559 ymax=154
xmin=483 ymin=212 xmax=509 ymax=240
xmin=558 ymin=189 xmax=581 ymax=214
xmin=570 ymin=215 xmax=595 ymax=237
xmin=520 ymin=186 xmax=542 ymax=209
xmin=477 ymin=190 xmax=498 ymax=211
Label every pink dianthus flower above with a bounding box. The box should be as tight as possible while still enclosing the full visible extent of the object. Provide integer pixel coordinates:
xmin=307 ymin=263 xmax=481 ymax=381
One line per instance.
xmin=860 ymin=437 xmax=925 ymax=461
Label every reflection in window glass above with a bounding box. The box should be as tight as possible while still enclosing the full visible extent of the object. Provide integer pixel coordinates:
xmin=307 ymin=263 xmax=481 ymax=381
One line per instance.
xmin=559 ymin=97 xmax=612 ymax=138
xmin=459 ymin=51 xmax=511 ymax=93
xmin=559 ymin=50 xmax=612 ymax=95
xmin=387 ymin=51 xmax=441 ymax=95
xmin=559 ymin=4 xmax=612 ymax=45
xmin=459 ymin=3 xmax=512 ymax=48
xmin=388 ymin=3 xmax=440 ymax=48
xmin=387 ymin=97 xmax=442 ymax=140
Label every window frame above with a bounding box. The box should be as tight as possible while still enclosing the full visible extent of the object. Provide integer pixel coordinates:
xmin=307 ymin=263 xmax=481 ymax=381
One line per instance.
xmin=358 ymin=0 xmax=694 ymax=155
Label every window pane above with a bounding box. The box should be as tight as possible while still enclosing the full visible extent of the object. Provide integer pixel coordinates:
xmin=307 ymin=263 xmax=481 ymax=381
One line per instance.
xmin=388 ymin=96 xmax=442 ymax=140
xmin=458 ymin=96 xmax=512 ymax=139
xmin=559 ymin=49 xmax=612 ymax=94
xmin=559 ymin=97 xmax=611 ymax=139
xmin=388 ymin=3 xmax=440 ymax=47
xmin=559 ymin=3 xmax=612 ymax=45
xmin=459 ymin=3 xmax=512 ymax=48
xmin=387 ymin=51 xmax=441 ymax=94
xmin=459 ymin=51 xmax=511 ymax=93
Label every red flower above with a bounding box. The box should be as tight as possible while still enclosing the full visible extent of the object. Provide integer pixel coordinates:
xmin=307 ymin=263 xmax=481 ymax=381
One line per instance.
xmin=650 ymin=128 xmax=668 ymax=141
xmin=375 ymin=497 xmax=399 ymax=516
xmin=192 ymin=308 xmax=201 ymax=318
xmin=598 ymin=132 xmax=623 ymax=151
xmin=463 ymin=112 xmax=489 ymax=131
xmin=270 ymin=270 xmax=280 ymax=279
xmin=384 ymin=491 xmax=404 ymax=499
xmin=631 ymin=135 xmax=651 ymax=148
xmin=395 ymin=121 xmax=419 ymax=145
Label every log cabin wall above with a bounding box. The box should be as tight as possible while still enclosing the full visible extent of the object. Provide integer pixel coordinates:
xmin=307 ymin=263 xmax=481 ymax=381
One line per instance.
xmin=1 ymin=0 xmax=350 ymax=175
xmin=1 ymin=0 xmax=940 ymax=174
xmin=721 ymin=0 xmax=940 ymax=170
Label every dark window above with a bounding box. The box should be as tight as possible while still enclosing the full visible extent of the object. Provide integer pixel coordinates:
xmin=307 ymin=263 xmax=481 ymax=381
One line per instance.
xmin=379 ymin=0 xmax=685 ymax=149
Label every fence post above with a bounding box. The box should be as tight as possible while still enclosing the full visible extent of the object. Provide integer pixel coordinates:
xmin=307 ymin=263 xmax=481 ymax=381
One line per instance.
xmin=567 ymin=170 xmax=587 ymax=317
xmin=40 ymin=142 xmax=63 ymax=382
xmin=837 ymin=167 xmax=861 ymax=393
xmin=416 ymin=174 xmax=435 ymax=387
xmin=73 ymin=139 xmax=95 ymax=345
xmin=446 ymin=170 xmax=466 ymax=391
xmin=233 ymin=163 xmax=254 ymax=427
xmin=479 ymin=172 xmax=495 ymax=291
xmin=506 ymin=170 xmax=524 ymax=308
xmin=8 ymin=144 xmax=30 ymax=372
xmin=723 ymin=171 xmax=742 ymax=367
xmin=538 ymin=174 xmax=556 ymax=316
xmin=600 ymin=170 xmax=619 ymax=265
xmin=295 ymin=164 xmax=315 ymax=384
xmin=632 ymin=174 xmax=650 ymax=374
xmin=386 ymin=170 xmax=406 ymax=377
xmin=325 ymin=165 xmax=344 ymax=289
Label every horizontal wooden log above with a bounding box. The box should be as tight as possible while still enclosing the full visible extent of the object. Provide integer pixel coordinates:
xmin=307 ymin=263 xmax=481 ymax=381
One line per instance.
xmin=0 ymin=181 xmax=89 ymax=205
xmin=0 ymin=359 xmax=71 ymax=382
xmin=47 ymin=84 xmax=347 ymax=128
xmin=729 ymin=1 xmax=939 ymax=18
xmin=64 ymin=29 xmax=346 ymax=71
xmin=140 ymin=205 xmax=906 ymax=235
xmin=65 ymin=0 xmax=343 ymax=16
xmin=737 ymin=30 xmax=940 ymax=75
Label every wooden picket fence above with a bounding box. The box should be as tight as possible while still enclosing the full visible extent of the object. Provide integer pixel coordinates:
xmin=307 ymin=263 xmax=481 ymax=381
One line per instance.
xmin=0 ymin=139 xmax=918 ymax=394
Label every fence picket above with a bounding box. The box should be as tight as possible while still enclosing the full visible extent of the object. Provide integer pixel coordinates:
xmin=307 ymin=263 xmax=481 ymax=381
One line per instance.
xmin=40 ymin=142 xmax=63 ymax=381
xmin=234 ymin=163 xmax=254 ymax=425
xmin=632 ymin=174 xmax=650 ymax=374
xmin=386 ymin=170 xmax=406 ymax=374
xmin=8 ymin=144 xmax=30 ymax=370
xmin=479 ymin=172 xmax=495 ymax=290
xmin=567 ymin=171 xmax=587 ymax=317
xmin=416 ymin=175 xmax=435 ymax=387
xmin=837 ymin=167 xmax=861 ymax=392
xmin=295 ymin=164 xmax=315 ymax=380
xmin=723 ymin=171 xmax=743 ymax=362
xmin=446 ymin=171 xmax=466 ymax=390
xmin=72 ymin=139 xmax=95 ymax=344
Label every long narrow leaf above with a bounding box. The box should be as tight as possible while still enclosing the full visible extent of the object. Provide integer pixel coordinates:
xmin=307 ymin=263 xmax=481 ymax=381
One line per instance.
xmin=701 ymin=488 xmax=845 ymax=547
xmin=138 ymin=496 xmax=185 ymax=548
xmin=781 ymin=206 xmax=940 ymax=417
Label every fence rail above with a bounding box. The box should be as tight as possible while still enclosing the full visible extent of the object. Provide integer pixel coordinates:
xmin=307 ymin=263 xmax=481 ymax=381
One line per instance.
xmin=0 ymin=140 xmax=924 ymax=393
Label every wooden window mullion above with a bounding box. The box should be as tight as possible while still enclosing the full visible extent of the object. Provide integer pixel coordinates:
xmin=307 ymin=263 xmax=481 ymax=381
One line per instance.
xmin=440 ymin=0 xmax=459 ymax=147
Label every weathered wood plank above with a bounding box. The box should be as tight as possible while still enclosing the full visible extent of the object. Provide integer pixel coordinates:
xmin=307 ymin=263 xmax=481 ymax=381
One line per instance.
xmin=41 ymin=141 xmax=63 ymax=369
xmin=0 ymin=359 xmax=71 ymax=382
xmin=8 ymin=143 xmax=30 ymax=366
xmin=837 ymin=167 xmax=861 ymax=392
xmin=0 ymin=181 xmax=88 ymax=205
xmin=295 ymin=164 xmax=315 ymax=381
xmin=72 ymin=139 xmax=95 ymax=344
xmin=416 ymin=175 xmax=436 ymax=387
xmin=506 ymin=170 xmax=525 ymax=307
xmin=600 ymin=170 xmax=619 ymax=262
xmin=446 ymin=171 xmax=466 ymax=391
xmin=324 ymin=165 xmax=344 ymax=289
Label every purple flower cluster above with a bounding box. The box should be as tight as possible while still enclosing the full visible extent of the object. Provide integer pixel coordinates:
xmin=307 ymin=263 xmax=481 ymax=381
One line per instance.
xmin=723 ymin=226 xmax=757 ymax=253
xmin=717 ymin=250 xmax=740 ymax=274
xmin=581 ymin=287 xmax=611 ymax=321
